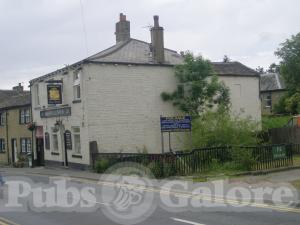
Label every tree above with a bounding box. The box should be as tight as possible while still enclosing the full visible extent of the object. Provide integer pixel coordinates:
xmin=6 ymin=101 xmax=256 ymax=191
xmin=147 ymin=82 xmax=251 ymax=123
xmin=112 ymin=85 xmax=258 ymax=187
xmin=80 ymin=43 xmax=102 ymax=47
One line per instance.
xmin=273 ymin=33 xmax=300 ymax=114
xmin=275 ymin=33 xmax=300 ymax=93
xmin=223 ymin=55 xmax=231 ymax=62
xmin=267 ymin=63 xmax=280 ymax=73
xmin=255 ymin=66 xmax=265 ymax=74
xmin=161 ymin=52 xmax=230 ymax=117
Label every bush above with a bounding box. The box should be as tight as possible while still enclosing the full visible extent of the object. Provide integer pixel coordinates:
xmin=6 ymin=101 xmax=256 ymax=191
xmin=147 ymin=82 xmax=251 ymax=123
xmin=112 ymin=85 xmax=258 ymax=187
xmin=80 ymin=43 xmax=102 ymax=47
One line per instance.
xmin=95 ymin=159 xmax=110 ymax=173
xmin=147 ymin=161 xmax=164 ymax=178
xmin=163 ymin=162 xmax=177 ymax=177
xmin=262 ymin=115 xmax=291 ymax=130
xmin=191 ymin=109 xmax=259 ymax=147
xmin=229 ymin=147 xmax=256 ymax=171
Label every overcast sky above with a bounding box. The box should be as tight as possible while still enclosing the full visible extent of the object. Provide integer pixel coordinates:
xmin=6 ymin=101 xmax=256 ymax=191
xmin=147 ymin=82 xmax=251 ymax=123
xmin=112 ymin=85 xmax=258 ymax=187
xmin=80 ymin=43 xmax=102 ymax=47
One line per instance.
xmin=0 ymin=0 xmax=299 ymax=89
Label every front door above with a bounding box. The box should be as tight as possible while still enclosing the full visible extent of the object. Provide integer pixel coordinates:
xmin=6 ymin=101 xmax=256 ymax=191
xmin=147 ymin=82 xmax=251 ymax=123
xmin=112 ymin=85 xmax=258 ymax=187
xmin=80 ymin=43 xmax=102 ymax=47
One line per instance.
xmin=11 ymin=139 xmax=18 ymax=163
xmin=36 ymin=138 xmax=45 ymax=166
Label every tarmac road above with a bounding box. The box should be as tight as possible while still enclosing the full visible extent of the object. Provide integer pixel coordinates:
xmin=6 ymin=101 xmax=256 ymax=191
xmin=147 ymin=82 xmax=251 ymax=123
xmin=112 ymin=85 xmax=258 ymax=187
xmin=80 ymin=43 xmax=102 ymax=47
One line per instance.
xmin=0 ymin=170 xmax=299 ymax=225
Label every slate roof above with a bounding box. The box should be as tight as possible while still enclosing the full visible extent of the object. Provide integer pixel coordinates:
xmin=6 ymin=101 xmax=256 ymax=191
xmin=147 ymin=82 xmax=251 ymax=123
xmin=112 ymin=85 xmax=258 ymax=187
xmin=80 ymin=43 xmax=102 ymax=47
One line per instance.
xmin=87 ymin=38 xmax=183 ymax=65
xmin=0 ymin=90 xmax=31 ymax=109
xmin=260 ymin=73 xmax=286 ymax=92
xmin=30 ymin=38 xmax=258 ymax=83
xmin=211 ymin=62 xmax=259 ymax=76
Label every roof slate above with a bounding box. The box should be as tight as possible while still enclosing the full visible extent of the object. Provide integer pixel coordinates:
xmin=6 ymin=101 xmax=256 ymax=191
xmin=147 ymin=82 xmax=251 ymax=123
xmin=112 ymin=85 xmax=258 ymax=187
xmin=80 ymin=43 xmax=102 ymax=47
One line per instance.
xmin=30 ymin=38 xmax=258 ymax=83
xmin=87 ymin=39 xmax=183 ymax=65
xmin=211 ymin=62 xmax=259 ymax=76
xmin=0 ymin=90 xmax=31 ymax=109
xmin=260 ymin=73 xmax=286 ymax=91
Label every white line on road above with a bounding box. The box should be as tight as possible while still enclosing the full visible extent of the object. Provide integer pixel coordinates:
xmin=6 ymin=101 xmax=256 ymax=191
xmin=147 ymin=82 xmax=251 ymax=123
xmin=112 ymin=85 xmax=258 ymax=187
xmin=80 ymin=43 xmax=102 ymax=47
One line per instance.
xmin=171 ymin=217 xmax=206 ymax=225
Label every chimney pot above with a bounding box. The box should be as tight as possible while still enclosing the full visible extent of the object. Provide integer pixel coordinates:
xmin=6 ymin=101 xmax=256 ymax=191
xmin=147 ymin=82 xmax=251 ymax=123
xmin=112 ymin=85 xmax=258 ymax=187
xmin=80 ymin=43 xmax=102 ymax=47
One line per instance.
xmin=154 ymin=15 xmax=159 ymax=27
xmin=115 ymin=13 xmax=130 ymax=43
xmin=12 ymin=83 xmax=24 ymax=92
xmin=150 ymin=15 xmax=165 ymax=63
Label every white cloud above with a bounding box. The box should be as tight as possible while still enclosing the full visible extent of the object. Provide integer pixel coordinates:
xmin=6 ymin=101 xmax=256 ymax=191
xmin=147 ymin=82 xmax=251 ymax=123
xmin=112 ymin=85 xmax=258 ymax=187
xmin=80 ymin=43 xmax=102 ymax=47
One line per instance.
xmin=0 ymin=0 xmax=299 ymax=89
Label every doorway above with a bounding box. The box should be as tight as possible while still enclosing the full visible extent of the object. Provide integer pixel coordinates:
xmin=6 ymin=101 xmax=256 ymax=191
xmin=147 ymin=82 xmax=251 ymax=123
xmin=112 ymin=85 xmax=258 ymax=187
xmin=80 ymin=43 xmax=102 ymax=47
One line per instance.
xmin=36 ymin=138 xmax=45 ymax=166
xmin=11 ymin=139 xmax=18 ymax=164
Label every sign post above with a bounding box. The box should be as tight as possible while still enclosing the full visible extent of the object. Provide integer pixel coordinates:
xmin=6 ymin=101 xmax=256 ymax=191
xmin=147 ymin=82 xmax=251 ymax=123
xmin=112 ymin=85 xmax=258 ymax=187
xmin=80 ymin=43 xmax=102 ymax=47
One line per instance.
xmin=160 ymin=116 xmax=192 ymax=153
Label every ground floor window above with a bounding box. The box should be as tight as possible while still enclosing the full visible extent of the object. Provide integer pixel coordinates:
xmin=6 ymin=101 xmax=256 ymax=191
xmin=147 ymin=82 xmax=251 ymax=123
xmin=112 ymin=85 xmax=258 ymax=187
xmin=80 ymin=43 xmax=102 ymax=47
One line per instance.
xmin=264 ymin=93 xmax=272 ymax=108
xmin=52 ymin=133 xmax=59 ymax=152
xmin=45 ymin=132 xmax=50 ymax=150
xmin=20 ymin=138 xmax=31 ymax=153
xmin=72 ymin=127 xmax=81 ymax=154
xmin=0 ymin=139 xmax=5 ymax=152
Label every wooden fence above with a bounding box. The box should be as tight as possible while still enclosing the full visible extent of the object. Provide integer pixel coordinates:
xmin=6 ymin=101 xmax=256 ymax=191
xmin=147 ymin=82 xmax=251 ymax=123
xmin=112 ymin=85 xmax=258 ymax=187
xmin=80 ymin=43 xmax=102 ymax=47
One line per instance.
xmin=270 ymin=126 xmax=300 ymax=145
xmin=91 ymin=144 xmax=294 ymax=175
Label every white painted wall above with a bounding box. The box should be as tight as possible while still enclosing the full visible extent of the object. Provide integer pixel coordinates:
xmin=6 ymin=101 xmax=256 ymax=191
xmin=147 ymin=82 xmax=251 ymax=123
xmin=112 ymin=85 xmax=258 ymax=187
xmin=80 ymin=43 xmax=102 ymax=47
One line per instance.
xmin=84 ymin=63 xmax=185 ymax=154
xmin=31 ymin=70 xmax=90 ymax=166
xmin=219 ymin=76 xmax=261 ymax=122
xmin=31 ymin=62 xmax=261 ymax=166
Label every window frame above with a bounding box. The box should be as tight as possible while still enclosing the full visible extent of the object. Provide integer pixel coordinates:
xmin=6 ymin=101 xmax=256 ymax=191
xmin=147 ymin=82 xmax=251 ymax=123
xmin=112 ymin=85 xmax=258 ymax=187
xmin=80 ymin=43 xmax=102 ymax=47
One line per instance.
xmin=45 ymin=132 xmax=50 ymax=150
xmin=0 ymin=139 xmax=5 ymax=152
xmin=73 ymin=70 xmax=81 ymax=101
xmin=72 ymin=127 xmax=81 ymax=155
xmin=264 ymin=94 xmax=272 ymax=108
xmin=19 ymin=108 xmax=31 ymax=124
xmin=52 ymin=133 xmax=59 ymax=152
xmin=35 ymin=84 xmax=40 ymax=106
xmin=0 ymin=112 xmax=6 ymax=126
xmin=20 ymin=138 xmax=31 ymax=153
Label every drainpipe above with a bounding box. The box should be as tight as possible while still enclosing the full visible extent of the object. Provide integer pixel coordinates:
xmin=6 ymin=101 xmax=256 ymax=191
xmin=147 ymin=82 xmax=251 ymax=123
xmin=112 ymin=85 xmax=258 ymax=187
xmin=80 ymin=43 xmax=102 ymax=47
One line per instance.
xmin=5 ymin=110 xmax=10 ymax=165
xmin=30 ymin=84 xmax=34 ymax=168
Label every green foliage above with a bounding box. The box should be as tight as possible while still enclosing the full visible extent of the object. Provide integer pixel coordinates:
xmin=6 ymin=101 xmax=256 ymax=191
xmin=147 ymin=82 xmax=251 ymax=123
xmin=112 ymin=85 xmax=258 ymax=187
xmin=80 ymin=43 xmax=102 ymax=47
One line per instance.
xmin=273 ymin=95 xmax=289 ymax=114
xmin=191 ymin=109 xmax=259 ymax=147
xmin=147 ymin=161 xmax=164 ymax=178
xmin=147 ymin=161 xmax=177 ymax=178
xmin=230 ymin=147 xmax=256 ymax=171
xmin=163 ymin=162 xmax=177 ymax=177
xmin=273 ymin=93 xmax=300 ymax=115
xmin=274 ymin=33 xmax=300 ymax=115
xmin=95 ymin=159 xmax=110 ymax=173
xmin=285 ymin=92 xmax=300 ymax=114
xmin=262 ymin=115 xmax=291 ymax=130
xmin=161 ymin=52 xmax=230 ymax=117
xmin=275 ymin=33 xmax=300 ymax=93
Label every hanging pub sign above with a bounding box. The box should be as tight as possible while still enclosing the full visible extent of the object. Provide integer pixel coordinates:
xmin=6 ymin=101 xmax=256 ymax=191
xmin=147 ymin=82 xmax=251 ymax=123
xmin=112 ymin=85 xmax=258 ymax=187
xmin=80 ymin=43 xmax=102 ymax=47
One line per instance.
xmin=47 ymin=84 xmax=62 ymax=104
xmin=64 ymin=130 xmax=72 ymax=150
xmin=160 ymin=116 xmax=192 ymax=132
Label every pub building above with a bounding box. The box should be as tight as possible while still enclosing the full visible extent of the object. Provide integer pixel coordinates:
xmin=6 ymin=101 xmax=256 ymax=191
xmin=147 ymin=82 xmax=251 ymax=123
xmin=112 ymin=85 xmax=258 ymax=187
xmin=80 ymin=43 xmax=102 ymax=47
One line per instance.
xmin=29 ymin=14 xmax=260 ymax=169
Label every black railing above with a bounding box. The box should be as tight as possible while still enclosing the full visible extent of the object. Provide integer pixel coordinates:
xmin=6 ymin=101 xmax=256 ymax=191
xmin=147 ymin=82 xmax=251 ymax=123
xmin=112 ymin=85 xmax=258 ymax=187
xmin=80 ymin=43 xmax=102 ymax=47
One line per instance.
xmin=91 ymin=144 xmax=294 ymax=175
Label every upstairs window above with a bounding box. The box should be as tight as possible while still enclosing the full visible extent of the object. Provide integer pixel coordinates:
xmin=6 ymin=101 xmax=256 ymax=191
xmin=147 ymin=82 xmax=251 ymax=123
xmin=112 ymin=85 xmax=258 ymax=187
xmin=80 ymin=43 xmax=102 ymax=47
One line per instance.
xmin=73 ymin=70 xmax=81 ymax=100
xmin=35 ymin=84 xmax=40 ymax=106
xmin=0 ymin=112 xmax=5 ymax=126
xmin=20 ymin=108 xmax=31 ymax=124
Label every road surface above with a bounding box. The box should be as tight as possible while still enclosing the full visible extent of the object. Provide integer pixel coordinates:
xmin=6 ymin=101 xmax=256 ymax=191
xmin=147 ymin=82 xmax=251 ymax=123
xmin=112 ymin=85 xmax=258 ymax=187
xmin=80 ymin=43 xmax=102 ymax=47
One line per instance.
xmin=0 ymin=170 xmax=299 ymax=225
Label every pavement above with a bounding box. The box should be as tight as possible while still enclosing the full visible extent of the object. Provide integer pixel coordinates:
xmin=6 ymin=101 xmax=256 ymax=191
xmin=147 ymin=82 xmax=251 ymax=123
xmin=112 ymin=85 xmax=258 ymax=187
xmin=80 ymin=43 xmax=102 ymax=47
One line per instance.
xmin=0 ymin=166 xmax=299 ymax=225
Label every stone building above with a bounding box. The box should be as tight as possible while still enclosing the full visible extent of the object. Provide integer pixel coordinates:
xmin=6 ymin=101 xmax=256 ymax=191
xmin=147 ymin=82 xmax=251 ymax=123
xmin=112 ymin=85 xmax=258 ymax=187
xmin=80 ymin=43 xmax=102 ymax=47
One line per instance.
xmin=30 ymin=14 xmax=261 ymax=169
xmin=0 ymin=84 xmax=32 ymax=165
xmin=260 ymin=73 xmax=286 ymax=115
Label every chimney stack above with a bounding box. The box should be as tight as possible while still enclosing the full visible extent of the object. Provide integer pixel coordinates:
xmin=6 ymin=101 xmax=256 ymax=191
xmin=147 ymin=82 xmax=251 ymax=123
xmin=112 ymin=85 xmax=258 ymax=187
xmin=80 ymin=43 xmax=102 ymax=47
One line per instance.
xmin=150 ymin=15 xmax=165 ymax=63
xmin=115 ymin=13 xmax=130 ymax=43
xmin=12 ymin=83 xmax=24 ymax=92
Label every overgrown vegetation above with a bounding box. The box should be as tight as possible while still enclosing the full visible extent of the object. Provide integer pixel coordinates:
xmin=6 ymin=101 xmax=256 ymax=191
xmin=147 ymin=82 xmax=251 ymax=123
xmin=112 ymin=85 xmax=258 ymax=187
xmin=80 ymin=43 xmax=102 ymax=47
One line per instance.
xmin=262 ymin=115 xmax=291 ymax=130
xmin=161 ymin=52 xmax=230 ymax=117
xmin=95 ymin=158 xmax=110 ymax=173
xmin=273 ymin=32 xmax=300 ymax=115
xmin=191 ymin=109 xmax=259 ymax=147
